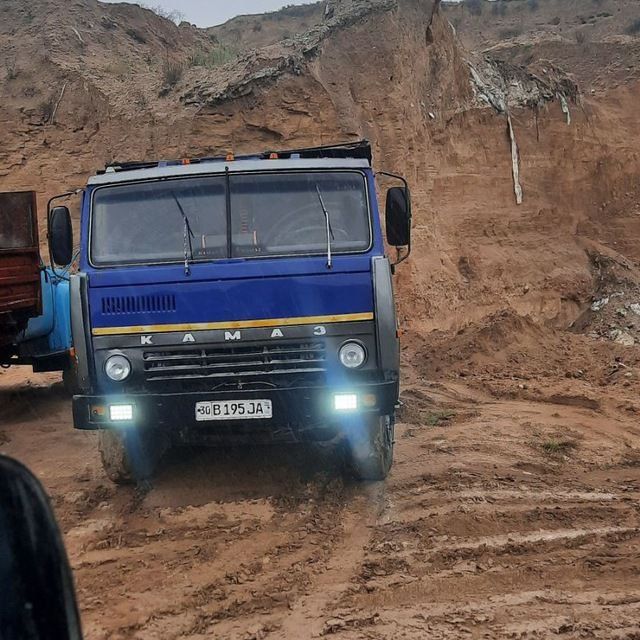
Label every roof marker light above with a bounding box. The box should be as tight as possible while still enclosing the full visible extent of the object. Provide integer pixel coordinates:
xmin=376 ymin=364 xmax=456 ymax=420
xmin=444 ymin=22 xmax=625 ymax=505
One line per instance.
xmin=226 ymin=153 xmax=235 ymax=161
xmin=181 ymin=158 xmax=191 ymax=165
xmin=269 ymin=153 xmax=278 ymax=159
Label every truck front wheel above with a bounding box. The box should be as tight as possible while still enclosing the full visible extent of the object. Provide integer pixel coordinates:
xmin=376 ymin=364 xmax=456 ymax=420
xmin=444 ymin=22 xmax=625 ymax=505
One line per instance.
xmin=98 ymin=428 xmax=167 ymax=485
xmin=346 ymin=414 xmax=395 ymax=481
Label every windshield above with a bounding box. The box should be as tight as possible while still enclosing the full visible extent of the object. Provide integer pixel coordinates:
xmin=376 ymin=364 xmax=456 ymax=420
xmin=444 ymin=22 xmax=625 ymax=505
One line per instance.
xmin=90 ymin=171 xmax=371 ymax=266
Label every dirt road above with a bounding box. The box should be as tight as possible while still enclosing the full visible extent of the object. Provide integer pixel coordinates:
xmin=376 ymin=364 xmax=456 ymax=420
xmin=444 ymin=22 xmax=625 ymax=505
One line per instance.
xmin=1 ymin=361 xmax=640 ymax=640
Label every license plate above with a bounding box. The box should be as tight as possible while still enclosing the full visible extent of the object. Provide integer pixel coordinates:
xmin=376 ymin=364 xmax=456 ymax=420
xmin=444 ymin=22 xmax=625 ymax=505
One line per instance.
xmin=195 ymin=399 xmax=272 ymax=421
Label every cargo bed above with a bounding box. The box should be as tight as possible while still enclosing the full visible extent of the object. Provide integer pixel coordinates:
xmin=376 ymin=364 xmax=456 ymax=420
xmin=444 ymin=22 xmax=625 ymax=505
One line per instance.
xmin=0 ymin=191 xmax=41 ymax=347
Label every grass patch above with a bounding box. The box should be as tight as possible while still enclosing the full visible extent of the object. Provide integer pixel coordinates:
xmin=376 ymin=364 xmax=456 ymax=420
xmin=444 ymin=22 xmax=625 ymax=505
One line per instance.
xmin=161 ymin=60 xmax=184 ymax=88
xmin=188 ymin=46 xmax=237 ymax=69
xmin=541 ymin=438 xmax=577 ymax=456
xmin=425 ymin=410 xmax=455 ymax=427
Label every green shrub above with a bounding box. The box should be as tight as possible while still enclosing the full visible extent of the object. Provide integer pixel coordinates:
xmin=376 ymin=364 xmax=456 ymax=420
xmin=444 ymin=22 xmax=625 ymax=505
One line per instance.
xmin=162 ymin=61 xmax=183 ymax=87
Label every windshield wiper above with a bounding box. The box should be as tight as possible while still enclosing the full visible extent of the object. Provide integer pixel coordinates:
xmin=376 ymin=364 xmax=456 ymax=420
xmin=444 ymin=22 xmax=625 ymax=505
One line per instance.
xmin=315 ymin=185 xmax=335 ymax=270
xmin=171 ymin=192 xmax=195 ymax=276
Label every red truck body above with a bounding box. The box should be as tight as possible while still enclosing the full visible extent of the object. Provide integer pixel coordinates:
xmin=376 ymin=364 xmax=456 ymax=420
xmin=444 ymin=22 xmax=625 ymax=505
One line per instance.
xmin=0 ymin=191 xmax=42 ymax=348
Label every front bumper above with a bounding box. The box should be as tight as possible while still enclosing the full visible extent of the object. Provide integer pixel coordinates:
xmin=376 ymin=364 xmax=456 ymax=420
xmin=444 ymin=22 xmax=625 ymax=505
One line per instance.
xmin=72 ymin=380 xmax=398 ymax=440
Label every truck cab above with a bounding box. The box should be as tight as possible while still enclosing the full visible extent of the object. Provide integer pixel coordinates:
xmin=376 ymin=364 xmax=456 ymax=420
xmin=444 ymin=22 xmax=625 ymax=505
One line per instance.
xmin=50 ymin=141 xmax=411 ymax=483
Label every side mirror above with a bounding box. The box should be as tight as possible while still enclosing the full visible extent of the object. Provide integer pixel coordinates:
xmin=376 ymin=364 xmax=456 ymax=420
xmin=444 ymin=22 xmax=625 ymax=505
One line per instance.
xmin=0 ymin=455 xmax=83 ymax=639
xmin=385 ymin=186 xmax=411 ymax=247
xmin=49 ymin=206 xmax=73 ymax=266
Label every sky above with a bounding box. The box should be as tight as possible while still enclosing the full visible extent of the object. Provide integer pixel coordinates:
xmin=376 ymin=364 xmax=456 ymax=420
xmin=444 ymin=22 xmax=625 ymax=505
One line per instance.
xmin=101 ymin=1 xmax=319 ymax=27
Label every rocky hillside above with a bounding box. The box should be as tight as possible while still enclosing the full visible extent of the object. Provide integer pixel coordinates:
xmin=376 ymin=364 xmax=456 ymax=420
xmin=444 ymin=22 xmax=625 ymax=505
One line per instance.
xmin=0 ymin=0 xmax=639 ymax=340
xmin=444 ymin=0 xmax=640 ymax=90
xmin=208 ymin=2 xmax=325 ymax=51
xmin=444 ymin=0 xmax=639 ymax=46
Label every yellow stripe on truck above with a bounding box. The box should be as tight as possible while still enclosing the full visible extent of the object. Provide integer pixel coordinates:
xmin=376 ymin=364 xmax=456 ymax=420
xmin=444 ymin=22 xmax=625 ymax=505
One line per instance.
xmin=91 ymin=312 xmax=375 ymax=336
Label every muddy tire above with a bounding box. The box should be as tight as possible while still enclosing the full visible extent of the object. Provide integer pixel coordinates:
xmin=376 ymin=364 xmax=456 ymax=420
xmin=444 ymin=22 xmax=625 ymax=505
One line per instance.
xmin=98 ymin=429 xmax=167 ymax=485
xmin=347 ymin=414 xmax=395 ymax=481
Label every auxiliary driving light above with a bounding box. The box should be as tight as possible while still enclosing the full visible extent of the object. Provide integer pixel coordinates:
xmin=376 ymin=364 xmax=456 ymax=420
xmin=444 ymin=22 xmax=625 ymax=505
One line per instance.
xmin=109 ymin=404 xmax=134 ymax=422
xmin=339 ymin=341 xmax=366 ymax=369
xmin=105 ymin=354 xmax=132 ymax=382
xmin=334 ymin=393 xmax=358 ymax=411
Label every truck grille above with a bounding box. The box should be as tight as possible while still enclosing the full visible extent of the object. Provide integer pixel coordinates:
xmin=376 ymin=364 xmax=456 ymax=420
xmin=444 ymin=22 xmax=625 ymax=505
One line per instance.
xmin=101 ymin=293 xmax=176 ymax=315
xmin=142 ymin=341 xmax=327 ymax=383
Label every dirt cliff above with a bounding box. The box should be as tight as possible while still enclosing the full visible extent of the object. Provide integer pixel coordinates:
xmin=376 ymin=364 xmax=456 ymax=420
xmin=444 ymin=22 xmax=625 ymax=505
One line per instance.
xmin=0 ymin=0 xmax=593 ymax=319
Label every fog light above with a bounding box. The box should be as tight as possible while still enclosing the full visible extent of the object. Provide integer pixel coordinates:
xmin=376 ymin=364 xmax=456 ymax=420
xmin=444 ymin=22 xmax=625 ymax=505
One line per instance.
xmin=334 ymin=393 xmax=358 ymax=411
xmin=109 ymin=404 xmax=133 ymax=422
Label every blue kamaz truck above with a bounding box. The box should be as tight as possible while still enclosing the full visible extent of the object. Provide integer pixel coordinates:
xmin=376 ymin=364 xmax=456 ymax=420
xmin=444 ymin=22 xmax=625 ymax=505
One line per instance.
xmin=48 ymin=141 xmax=411 ymax=483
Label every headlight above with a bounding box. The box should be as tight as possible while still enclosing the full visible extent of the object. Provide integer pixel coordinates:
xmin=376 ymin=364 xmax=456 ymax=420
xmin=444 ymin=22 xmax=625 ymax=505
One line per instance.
xmin=339 ymin=341 xmax=367 ymax=369
xmin=104 ymin=354 xmax=131 ymax=382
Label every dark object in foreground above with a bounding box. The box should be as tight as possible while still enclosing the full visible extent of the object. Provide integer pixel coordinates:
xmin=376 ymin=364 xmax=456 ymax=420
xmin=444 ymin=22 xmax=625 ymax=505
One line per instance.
xmin=0 ymin=455 xmax=83 ymax=640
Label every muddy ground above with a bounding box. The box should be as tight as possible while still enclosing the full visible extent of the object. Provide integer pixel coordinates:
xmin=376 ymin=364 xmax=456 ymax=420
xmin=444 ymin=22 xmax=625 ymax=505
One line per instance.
xmin=2 ymin=350 xmax=639 ymax=640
